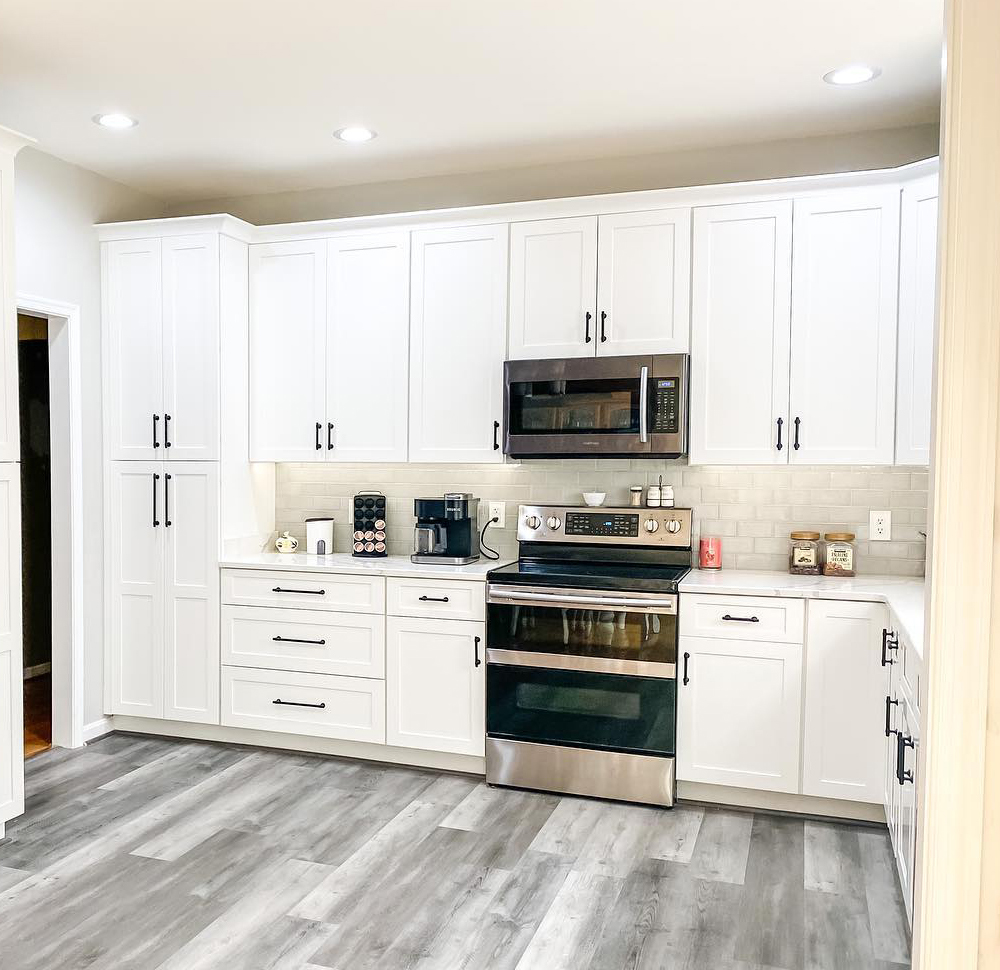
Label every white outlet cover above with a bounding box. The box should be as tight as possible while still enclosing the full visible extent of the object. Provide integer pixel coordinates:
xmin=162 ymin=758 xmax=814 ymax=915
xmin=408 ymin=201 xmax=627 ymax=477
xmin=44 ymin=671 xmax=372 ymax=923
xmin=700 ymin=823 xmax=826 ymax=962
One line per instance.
xmin=870 ymin=510 xmax=891 ymax=541
xmin=488 ymin=501 xmax=506 ymax=528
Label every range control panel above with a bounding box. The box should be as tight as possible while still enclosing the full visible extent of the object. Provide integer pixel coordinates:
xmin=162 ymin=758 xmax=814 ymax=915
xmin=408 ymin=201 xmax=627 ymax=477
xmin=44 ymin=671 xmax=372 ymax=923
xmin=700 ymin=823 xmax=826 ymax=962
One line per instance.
xmin=518 ymin=505 xmax=693 ymax=547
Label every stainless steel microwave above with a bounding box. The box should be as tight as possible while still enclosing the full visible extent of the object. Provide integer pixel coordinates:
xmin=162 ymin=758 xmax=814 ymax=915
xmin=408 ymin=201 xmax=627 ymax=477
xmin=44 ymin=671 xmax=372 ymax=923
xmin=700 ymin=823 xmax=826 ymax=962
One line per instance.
xmin=503 ymin=354 xmax=689 ymax=458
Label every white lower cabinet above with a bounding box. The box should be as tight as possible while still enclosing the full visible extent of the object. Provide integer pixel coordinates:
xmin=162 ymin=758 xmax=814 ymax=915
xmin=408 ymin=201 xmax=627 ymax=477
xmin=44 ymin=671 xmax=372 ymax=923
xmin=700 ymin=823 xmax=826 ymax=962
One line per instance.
xmin=386 ymin=615 xmax=485 ymax=756
xmin=677 ymin=635 xmax=803 ymax=793
xmin=801 ymin=600 xmax=887 ymax=802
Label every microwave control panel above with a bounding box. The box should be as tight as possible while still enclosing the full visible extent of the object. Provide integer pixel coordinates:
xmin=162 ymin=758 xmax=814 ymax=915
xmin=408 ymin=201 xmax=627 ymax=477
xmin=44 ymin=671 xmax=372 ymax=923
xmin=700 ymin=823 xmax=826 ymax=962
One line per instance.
xmin=651 ymin=378 xmax=680 ymax=434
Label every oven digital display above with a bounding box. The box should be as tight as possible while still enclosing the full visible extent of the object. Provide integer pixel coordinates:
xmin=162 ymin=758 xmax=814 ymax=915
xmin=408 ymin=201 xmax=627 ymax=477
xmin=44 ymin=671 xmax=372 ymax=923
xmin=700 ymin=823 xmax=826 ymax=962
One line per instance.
xmin=564 ymin=512 xmax=639 ymax=537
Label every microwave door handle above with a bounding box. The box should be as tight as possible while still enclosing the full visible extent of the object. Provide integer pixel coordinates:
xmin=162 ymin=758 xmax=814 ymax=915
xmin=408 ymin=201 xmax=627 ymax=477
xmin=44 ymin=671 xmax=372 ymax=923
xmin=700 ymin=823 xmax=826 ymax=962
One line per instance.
xmin=639 ymin=365 xmax=649 ymax=443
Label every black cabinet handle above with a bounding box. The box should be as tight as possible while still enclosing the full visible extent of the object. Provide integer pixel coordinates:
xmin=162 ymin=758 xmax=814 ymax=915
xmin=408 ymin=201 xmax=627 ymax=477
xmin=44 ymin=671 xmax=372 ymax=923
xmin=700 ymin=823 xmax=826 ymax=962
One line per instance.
xmin=600 ymin=310 xmax=607 ymax=342
xmin=272 ymin=636 xmax=326 ymax=645
xmin=793 ymin=416 xmax=801 ymax=451
xmin=164 ymin=413 xmax=172 ymax=448
xmin=272 ymin=587 xmax=326 ymax=595
xmin=474 ymin=635 xmax=482 ymax=668
xmin=419 ymin=595 xmax=450 ymax=603
xmin=722 ymin=614 xmax=759 ymax=623
xmin=585 ymin=311 xmax=592 ymax=343
xmin=327 ymin=422 xmax=334 ymax=450
xmin=152 ymin=472 xmax=160 ymax=527
xmin=315 ymin=422 xmax=322 ymax=450
xmin=881 ymin=628 xmax=898 ymax=666
xmin=885 ymin=695 xmax=899 ymax=738
xmin=776 ymin=417 xmax=784 ymax=451
xmin=493 ymin=420 xmax=500 ymax=451
xmin=164 ymin=473 xmax=172 ymax=527
xmin=152 ymin=413 xmax=160 ymax=449
xmin=273 ymin=698 xmax=326 ymax=710
xmin=682 ymin=651 xmax=690 ymax=686
xmin=896 ymin=733 xmax=915 ymax=785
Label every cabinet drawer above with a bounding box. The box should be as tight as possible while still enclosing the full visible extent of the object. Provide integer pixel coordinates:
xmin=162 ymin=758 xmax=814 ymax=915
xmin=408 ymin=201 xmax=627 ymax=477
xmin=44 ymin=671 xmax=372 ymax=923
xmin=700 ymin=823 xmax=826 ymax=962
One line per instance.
xmin=221 ymin=666 xmax=385 ymax=743
xmin=681 ymin=594 xmax=805 ymax=643
xmin=221 ymin=606 xmax=385 ymax=678
xmin=898 ymin=627 xmax=922 ymax=714
xmin=386 ymin=577 xmax=485 ymax=621
xmin=221 ymin=568 xmax=384 ymax=613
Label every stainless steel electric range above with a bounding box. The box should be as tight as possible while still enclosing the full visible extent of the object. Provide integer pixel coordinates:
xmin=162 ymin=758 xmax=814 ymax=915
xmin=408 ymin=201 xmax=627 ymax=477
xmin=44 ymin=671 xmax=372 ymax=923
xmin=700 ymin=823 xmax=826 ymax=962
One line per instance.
xmin=485 ymin=504 xmax=693 ymax=807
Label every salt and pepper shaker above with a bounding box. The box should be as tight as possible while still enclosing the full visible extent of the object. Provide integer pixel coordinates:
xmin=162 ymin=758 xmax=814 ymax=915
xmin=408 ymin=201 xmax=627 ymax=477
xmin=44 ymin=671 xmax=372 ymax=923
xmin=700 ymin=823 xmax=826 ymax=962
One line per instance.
xmin=646 ymin=480 xmax=661 ymax=507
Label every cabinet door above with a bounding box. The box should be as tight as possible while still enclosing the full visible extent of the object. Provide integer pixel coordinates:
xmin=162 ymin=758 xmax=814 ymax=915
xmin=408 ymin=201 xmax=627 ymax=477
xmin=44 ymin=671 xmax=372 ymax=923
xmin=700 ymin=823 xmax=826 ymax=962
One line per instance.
xmin=106 ymin=462 xmax=164 ymax=717
xmin=895 ymin=697 xmax=919 ymax=924
xmin=508 ymin=217 xmax=597 ymax=360
xmin=896 ymin=175 xmax=939 ymax=465
xmin=802 ymin=600 xmax=887 ymax=802
xmin=327 ymin=232 xmax=409 ymax=462
xmin=596 ymin=209 xmax=691 ymax=355
xmin=789 ymin=190 xmax=900 ymax=463
xmin=163 ymin=463 xmax=219 ymax=724
xmin=689 ymin=202 xmax=792 ymax=464
xmin=386 ymin=615 xmax=485 ymax=755
xmin=409 ymin=225 xmax=507 ymax=463
xmin=249 ymin=240 xmax=327 ymax=461
xmin=162 ymin=234 xmax=220 ymax=461
xmin=0 ymin=465 xmax=23 ymax=825
xmin=677 ymin=636 xmax=802 ymax=793
xmin=884 ymin=659 xmax=902 ymax=856
xmin=104 ymin=239 xmax=164 ymax=460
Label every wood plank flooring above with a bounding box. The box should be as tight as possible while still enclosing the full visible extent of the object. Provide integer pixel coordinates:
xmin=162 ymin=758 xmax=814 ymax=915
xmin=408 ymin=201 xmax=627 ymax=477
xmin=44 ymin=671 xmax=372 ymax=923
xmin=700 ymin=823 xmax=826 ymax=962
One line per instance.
xmin=22 ymin=673 xmax=51 ymax=759
xmin=0 ymin=734 xmax=911 ymax=970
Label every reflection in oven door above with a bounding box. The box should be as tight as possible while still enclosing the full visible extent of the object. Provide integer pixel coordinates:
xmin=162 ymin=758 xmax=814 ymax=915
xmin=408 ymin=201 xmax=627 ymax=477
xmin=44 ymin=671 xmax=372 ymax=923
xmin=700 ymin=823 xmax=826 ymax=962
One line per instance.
xmin=486 ymin=664 xmax=676 ymax=757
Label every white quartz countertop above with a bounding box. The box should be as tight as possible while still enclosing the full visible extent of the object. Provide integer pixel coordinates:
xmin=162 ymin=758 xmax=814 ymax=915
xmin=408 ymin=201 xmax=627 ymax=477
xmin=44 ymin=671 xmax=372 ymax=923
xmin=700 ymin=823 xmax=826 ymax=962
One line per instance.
xmin=219 ymin=552 xmax=513 ymax=582
xmin=679 ymin=569 xmax=926 ymax=655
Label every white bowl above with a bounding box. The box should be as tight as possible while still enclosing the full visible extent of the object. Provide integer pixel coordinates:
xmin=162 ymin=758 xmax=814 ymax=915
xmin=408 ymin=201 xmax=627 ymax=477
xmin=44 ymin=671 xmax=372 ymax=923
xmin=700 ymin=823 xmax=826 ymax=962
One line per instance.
xmin=582 ymin=491 xmax=607 ymax=507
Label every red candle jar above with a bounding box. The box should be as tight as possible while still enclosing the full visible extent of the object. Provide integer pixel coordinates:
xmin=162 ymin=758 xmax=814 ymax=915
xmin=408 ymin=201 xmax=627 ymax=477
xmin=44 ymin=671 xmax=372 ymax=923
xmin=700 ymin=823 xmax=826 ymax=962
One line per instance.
xmin=699 ymin=537 xmax=722 ymax=569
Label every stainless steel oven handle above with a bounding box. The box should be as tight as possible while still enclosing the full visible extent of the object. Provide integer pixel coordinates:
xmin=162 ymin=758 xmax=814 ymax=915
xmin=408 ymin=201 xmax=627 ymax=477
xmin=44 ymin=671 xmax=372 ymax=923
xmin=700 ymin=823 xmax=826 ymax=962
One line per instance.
xmin=639 ymin=364 xmax=649 ymax=443
xmin=488 ymin=587 xmax=677 ymax=613
xmin=486 ymin=648 xmax=676 ymax=679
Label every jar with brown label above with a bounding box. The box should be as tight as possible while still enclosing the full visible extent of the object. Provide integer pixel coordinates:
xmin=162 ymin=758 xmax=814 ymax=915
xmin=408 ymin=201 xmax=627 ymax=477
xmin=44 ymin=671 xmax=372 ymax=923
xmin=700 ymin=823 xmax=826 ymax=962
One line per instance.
xmin=789 ymin=532 xmax=821 ymax=575
xmin=823 ymin=533 xmax=856 ymax=577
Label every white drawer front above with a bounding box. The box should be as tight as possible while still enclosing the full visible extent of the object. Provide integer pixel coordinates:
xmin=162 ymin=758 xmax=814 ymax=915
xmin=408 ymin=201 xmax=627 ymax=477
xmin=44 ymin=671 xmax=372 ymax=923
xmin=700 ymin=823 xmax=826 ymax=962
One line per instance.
xmin=899 ymin=628 xmax=921 ymax=714
xmin=221 ymin=605 xmax=385 ymax=678
xmin=221 ymin=568 xmax=384 ymax=613
xmin=386 ymin=577 xmax=485 ymax=621
xmin=681 ymin=594 xmax=805 ymax=643
xmin=221 ymin=666 xmax=385 ymax=743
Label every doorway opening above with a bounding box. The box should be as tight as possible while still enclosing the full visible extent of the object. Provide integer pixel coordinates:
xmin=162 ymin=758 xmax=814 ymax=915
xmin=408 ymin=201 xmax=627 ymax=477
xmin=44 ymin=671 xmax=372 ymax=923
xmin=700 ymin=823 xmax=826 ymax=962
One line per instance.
xmin=17 ymin=312 xmax=52 ymax=758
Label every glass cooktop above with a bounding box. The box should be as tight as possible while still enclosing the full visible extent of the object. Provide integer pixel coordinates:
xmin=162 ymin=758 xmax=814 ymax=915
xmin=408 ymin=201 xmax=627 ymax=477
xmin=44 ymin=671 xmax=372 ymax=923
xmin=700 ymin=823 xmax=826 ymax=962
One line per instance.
xmin=487 ymin=558 xmax=690 ymax=593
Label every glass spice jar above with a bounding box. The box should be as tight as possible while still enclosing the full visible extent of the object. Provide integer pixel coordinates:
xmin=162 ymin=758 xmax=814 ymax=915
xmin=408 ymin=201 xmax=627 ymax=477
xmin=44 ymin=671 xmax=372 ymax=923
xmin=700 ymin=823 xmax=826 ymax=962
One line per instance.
xmin=823 ymin=532 xmax=857 ymax=577
xmin=789 ymin=531 xmax=821 ymax=575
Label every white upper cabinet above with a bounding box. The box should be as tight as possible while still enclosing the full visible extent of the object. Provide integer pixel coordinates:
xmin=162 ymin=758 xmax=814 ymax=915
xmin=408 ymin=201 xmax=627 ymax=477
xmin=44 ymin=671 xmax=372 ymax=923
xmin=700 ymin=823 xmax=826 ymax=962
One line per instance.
xmin=508 ymin=217 xmax=598 ymax=360
xmin=249 ymin=240 xmax=327 ymax=461
xmin=105 ymin=238 xmax=164 ymax=461
xmin=161 ymin=235 xmax=220 ymax=461
xmin=327 ymin=232 xmax=410 ymax=462
xmin=896 ymin=175 xmax=939 ymax=465
xmin=0 ymin=465 xmax=23 ymax=826
xmin=596 ymin=208 xmax=691 ymax=355
xmin=788 ymin=189 xmax=900 ymax=464
xmin=409 ymin=224 xmax=508 ymax=463
xmin=689 ymin=201 xmax=793 ymax=464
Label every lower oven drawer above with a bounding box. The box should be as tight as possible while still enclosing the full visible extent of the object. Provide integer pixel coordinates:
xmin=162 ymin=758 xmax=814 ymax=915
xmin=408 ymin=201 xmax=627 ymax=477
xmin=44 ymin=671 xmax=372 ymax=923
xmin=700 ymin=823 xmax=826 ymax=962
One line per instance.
xmin=221 ymin=666 xmax=385 ymax=743
xmin=486 ymin=662 xmax=675 ymax=757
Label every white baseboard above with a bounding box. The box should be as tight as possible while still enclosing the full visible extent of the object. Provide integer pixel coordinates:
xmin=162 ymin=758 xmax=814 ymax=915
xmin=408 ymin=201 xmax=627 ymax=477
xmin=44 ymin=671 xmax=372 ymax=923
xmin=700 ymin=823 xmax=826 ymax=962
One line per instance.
xmin=23 ymin=662 xmax=51 ymax=680
xmin=83 ymin=716 xmax=115 ymax=743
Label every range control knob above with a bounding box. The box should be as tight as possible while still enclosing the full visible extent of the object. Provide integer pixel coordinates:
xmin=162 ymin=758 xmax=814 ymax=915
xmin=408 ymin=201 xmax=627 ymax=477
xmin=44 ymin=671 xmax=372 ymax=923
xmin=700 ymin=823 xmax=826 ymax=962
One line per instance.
xmin=545 ymin=515 xmax=563 ymax=530
xmin=524 ymin=514 xmax=542 ymax=530
xmin=643 ymin=518 xmax=659 ymax=533
xmin=666 ymin=518 xmax=683 ymax=534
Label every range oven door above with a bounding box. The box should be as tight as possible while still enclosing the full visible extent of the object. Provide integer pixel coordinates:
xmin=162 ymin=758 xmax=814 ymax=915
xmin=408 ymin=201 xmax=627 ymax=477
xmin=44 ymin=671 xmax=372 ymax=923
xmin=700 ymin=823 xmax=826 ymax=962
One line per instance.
xmin=502 ymin=354 xmax=688 ymax=458
xmin=486 ymin=584 xmax=677 ymax=757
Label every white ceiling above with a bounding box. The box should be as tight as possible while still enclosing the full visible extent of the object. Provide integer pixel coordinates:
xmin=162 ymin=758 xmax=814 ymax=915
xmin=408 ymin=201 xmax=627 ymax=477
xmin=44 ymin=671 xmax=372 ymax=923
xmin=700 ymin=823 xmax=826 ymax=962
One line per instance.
xmin=0 ymin=0 xmax=943 ymax=204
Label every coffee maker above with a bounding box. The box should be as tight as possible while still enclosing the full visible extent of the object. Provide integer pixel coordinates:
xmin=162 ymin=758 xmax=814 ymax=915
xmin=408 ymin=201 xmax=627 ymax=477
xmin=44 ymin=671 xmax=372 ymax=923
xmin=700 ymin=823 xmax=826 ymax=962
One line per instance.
xmin=412 ymin=493 xmax=480 ymax=564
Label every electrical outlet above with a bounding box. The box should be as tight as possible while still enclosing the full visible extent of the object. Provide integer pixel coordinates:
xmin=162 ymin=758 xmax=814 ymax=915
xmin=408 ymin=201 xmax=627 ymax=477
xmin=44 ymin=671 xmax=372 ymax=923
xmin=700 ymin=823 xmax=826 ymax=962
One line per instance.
xmin=870 ymin=510 xmax=892 ymax=541
xmin=487 ymin=501 xmax=506 ymax=528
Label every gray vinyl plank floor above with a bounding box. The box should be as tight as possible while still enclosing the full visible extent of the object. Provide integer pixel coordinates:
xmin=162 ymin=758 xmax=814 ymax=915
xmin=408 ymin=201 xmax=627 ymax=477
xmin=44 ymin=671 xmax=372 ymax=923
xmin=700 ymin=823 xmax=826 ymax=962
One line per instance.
xmin=0 ymin=734 xmax=911 ymax=970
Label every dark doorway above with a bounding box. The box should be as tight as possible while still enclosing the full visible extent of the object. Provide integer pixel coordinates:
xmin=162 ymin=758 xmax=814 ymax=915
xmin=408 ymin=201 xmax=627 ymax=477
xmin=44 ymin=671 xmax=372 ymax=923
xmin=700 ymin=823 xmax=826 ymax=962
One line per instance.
xmin=18 ymin=312 xmax=52 ymax=759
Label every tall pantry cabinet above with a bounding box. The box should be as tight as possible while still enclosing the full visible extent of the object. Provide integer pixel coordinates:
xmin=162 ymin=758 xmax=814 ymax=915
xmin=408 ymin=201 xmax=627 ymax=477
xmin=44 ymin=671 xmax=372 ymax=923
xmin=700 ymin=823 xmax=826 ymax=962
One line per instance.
xmin=101 ymin=218 xmax=262 ymax=726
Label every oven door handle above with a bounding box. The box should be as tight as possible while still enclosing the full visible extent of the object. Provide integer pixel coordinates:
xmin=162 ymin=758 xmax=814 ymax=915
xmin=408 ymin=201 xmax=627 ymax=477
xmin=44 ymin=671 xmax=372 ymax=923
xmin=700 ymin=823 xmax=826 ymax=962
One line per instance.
xmin=639 ymin=364 xmax=649 ymax=443
xmin=486 ymin=648 xmax=676 ymax=679
xmin=487 ymin=587 xmax=677 ymax=613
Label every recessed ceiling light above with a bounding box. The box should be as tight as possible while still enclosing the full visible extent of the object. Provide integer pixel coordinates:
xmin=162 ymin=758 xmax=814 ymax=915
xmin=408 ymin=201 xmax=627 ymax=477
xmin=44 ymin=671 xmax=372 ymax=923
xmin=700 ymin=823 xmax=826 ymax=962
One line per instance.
xmin=823 ymin=64 xmax=881 ymax=86
xmin=334 ymin=126 xmax=377 ymax=143
xmin=93 ymin=112 xmax=137 ymax=129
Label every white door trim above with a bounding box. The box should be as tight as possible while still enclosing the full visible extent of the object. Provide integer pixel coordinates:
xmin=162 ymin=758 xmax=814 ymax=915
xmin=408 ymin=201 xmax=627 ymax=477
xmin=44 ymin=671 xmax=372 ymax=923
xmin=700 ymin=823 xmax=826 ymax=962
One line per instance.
xmin=16 ymin=293 xmax=85 ymax=749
